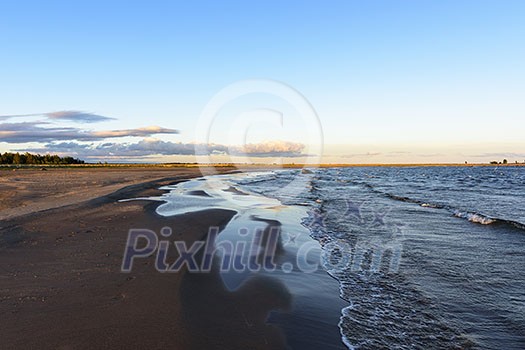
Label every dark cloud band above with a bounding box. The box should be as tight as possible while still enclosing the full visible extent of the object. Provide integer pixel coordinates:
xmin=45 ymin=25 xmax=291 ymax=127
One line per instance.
xmin=0 ymin=110 xmax=116 ymax=123
xmin=0 ymin=122 xmax=179 ymax=143
xmin=22 ymin=139 xmax=306 ymax=159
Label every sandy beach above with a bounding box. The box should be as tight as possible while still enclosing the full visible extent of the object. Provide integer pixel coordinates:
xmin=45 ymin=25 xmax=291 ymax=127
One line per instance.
xmin=0 ymin=167 xmax=347 ymax=349
xmin=0 ymin=167 xmax=259 ymax=349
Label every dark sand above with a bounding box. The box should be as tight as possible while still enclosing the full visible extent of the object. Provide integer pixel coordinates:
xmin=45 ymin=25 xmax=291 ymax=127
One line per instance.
xmin=0 ymin=167 xmax=345 ymax=349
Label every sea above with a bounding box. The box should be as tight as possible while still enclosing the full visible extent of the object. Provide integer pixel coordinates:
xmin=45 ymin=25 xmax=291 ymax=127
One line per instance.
xmin=142 ymin=166 xmax=525 ymax=349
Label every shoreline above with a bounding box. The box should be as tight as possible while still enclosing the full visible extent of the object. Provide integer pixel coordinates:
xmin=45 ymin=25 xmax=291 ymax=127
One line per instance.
xmin=151 ymin=173 xmax=348 ymax=349
xmin=0 ymin=167 xmax=346 ymax=349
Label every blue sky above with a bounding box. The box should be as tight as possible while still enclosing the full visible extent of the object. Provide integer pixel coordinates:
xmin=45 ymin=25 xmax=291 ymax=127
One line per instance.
xmin=1 ymin=0 xmax=524 ymax=163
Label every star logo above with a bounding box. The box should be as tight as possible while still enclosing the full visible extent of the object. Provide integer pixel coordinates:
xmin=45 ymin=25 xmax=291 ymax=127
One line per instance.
xmin=390 ymin=222 xmax=405 ymax=238
xmin=344 ymin=199 xmax=364 ymax=223
xmin=283 ymin=232 xmax=298 ymax=246
xmin=370 ymin=208 xmax=389 ymax=227
xmin=304 ymin=209 xmax=326 ymax=230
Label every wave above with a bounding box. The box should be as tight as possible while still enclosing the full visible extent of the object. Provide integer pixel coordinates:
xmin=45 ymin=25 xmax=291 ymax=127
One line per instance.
xmin=453 ymin=210 xmax=525 ymax=230
xmin=352 ymin=181 xmax=525 ymax=232
xmin=453 ymin=211 xmax=496 ymax=225
xmin=421 ymin=203 xmax=441 ymax=208
xmin=385 ymin=193 xmax=447 ymax=208
xmin=233 ymin=171 xmax=279 ymax=185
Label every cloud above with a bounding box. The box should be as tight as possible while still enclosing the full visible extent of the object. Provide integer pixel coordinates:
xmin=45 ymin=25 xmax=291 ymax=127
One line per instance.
xmin=0 ymin=122 xmax=80 ymax=143
xmin=230 ymin=140 xmax=305 ymax=157
xmin=0 ymin=113 xmax=39 ymax=120
xmin=46 ymin=111 xmax=116 ymax=123
xmin=90 ymin=126 xmax=179 ymax=138
xmin=341 ymin=152 xmax=382 ymax=158
xmin=22 ymin=139 xmax=305 ymax=159
xmin=0 ymin=110 xmax=116 ymax=123
xmin=22 ymin=140 xmax=222 ymax=158
xmin=387 ymin=151 xmax=412 ymax=155
xmin=24 ymin=139 xmax=202 ymax=157
xmin=0 ymin=122 xmax=179 ymax=143
xmin=1 ymin=110 xmax=306 ymax=159
xmin=416 ymin=153 xmax=445 ymax=158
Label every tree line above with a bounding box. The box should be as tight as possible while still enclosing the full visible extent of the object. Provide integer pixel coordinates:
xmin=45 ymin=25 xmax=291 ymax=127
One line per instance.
xmin=0 ymin=152 xmax=85 ymax=165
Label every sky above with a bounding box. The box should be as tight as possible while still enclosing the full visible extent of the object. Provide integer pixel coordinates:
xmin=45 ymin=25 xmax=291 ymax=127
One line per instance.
xmin=0 ymin=0 xmax=524 ymax=164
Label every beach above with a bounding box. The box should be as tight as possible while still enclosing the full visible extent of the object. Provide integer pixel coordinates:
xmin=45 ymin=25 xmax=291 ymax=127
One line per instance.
xmin=0 ymin=167 xmax=256 ymax=349
xmin=0 ymin=167 xmax=345 ymax=349
xmin=2 ymin=166 xmax=524 ymax=349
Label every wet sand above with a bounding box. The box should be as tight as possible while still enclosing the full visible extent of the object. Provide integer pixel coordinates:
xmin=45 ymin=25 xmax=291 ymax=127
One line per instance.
xmin=0 ymin=167 xmax=346 ymax=349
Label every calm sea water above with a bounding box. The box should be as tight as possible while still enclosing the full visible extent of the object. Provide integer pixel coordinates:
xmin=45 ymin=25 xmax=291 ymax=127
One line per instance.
xmin=147 ymin=166 xmax=525 ymax=349
xmin=233 ymin=166 xmax=525 ymax=349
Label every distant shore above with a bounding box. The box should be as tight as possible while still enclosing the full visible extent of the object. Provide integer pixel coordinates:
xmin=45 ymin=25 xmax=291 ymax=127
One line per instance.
xmin=297 ymin=163 xmax=525 ymax=168
xmin=1 ymin=162 xmax=524 ymax=171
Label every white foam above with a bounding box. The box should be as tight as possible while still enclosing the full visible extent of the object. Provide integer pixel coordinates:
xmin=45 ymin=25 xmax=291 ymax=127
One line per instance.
xmin=454 ymin=211 xmax=496 ymax=225
xmin=340 ymin=305 xmax=357 ymax=350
